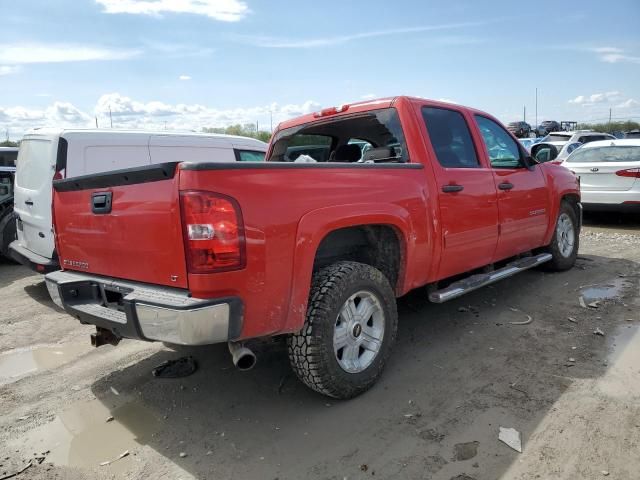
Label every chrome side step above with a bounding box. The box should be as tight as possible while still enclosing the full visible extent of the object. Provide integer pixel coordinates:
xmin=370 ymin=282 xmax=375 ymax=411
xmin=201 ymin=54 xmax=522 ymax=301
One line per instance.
xmin=428 ymin=253 xmax=552 ymax=303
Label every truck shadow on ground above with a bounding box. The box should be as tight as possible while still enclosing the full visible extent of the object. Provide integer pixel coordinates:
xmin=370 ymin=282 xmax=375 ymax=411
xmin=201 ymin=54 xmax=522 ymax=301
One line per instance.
xmin=0 ymin=259 xmax=33 ymax=289
xmin=86 ymin=254 xmax=639 ymax=480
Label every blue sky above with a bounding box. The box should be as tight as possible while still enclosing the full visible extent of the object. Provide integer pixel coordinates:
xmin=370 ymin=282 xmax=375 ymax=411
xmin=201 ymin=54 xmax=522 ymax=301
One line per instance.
xmin=1 ymin=0 xmax=639 ymax=139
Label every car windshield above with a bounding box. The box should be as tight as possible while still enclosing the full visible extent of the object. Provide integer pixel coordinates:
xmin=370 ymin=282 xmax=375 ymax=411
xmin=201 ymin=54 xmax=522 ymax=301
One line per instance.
xmin=269 ymin=108 xmax=409 ymax=163
xmin=566 ymin=145 xmax=640 ymax=163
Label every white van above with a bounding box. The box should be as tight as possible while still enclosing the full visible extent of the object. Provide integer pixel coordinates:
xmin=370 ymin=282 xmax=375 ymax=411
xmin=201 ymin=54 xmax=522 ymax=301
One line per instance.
xmin=9 ymin=128 xmax=267 ymax=272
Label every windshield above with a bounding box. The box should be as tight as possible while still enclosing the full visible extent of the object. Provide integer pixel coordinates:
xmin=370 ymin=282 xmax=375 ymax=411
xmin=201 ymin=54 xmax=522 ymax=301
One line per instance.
xmin=567 ymin=146 xmax=640 ymax=163
xmin=269 ymin=108 xmax=408 ymax=163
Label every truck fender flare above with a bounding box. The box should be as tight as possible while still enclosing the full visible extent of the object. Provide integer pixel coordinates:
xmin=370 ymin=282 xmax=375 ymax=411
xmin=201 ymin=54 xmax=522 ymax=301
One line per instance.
xmin=283 ymin=203 xmax=415 ymax=333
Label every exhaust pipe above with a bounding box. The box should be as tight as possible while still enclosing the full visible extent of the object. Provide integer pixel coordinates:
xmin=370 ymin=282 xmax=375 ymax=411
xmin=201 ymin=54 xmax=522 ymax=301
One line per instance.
xmin=228 ymin=342 xmax=256 ymax=371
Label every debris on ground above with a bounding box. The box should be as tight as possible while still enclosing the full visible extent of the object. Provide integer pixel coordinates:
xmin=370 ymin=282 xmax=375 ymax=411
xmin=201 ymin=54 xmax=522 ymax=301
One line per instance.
xmin=568 ymin=317 xmax=577 ymax=323
xmin=110 ymin=386 xmax=120 ymax=396
xmin=0 ymin=461 xmax=32 ymax=480
xmin=579 ymin=297 xmax=588 ymax=308
xmin=105 ymin=416 xmax=114 ymax=423
xmin=509 ymin=315 xmax=533 ymax=326
xmin=498 ymin=427 xmax=522 ymax=453
xmin=179 ymin=452 xmax=187 ymax=458
xmin=100 ymin=450 xmax=129 ymax=466
xmin=594 ymin=328 xmax=606 ymax=337
xmin=458 ymin=307 xmax=469 ymax=313
xmin=360 ymin=464 xmax=368 ymax=472
xmin=601 ymin=471 xmax=609 ymax=476
xmin=453 ymin=441 xmax=479 ymax=461
xmin=509 ymin=382 xmax=529 ymax=397
xmin=588 ymin=301 xmax=601 ymax=309
xmin=152 ymin=356 xmax=198 ymax=379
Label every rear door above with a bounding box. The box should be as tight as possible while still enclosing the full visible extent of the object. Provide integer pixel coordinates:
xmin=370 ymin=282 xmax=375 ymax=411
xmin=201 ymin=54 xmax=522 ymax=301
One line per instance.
xmin=474 ymin=115 xmax=550 ymax=260
xmin=420 ymin=105 xmax=500 ymax=279
xmin=13 ymin=136 xmax=58 ymax=258
xmin=566 ymin=145 xmax=640 ymax=191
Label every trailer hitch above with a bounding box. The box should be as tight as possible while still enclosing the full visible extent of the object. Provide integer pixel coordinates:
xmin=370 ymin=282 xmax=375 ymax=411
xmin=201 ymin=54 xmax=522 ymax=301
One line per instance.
xmin=90 ymin=327 xmax=121 ymax=347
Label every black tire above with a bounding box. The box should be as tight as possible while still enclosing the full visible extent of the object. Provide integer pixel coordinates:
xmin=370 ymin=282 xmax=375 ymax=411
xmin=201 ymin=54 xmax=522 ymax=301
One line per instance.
xmin=287 ymin=261 xmax=398 ymax=399
xmin=543 ymin=202 xmax=579 ymax=271
xmin=0 ymin=209 xmax=17 ymax=261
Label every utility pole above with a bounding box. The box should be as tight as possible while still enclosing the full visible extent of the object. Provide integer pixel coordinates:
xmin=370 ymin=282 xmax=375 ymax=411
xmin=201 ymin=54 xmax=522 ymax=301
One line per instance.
xmin=95 ymin=117 xmax=98 ymax=128
xmin=535 ymin=88 xmax=538 ymax=128
xmin=523 ymin=105 xmax=526 ymax=123
xmin=109 ymin=105 xmax=113 ymax=128
xmin=256 ymin=120 xmax=259 ymax=133
xmin=270 ymin=110 xmax=273 ymax=132
xmin=609 ymin=108 xmax=612 ymax=125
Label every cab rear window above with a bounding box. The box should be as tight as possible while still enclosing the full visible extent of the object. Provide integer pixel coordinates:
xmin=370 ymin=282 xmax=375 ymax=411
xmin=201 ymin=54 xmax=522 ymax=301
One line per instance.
xmin=269 ymin=108 xmax=408 ymax=163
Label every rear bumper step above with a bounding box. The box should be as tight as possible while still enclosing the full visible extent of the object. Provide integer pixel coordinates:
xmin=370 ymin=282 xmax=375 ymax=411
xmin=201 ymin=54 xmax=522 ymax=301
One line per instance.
xmin=428 ymin=253 xmax=552 ymax=303
xmin=8 ymin=240 xmax=59 ymax=273
xmin=45 ymin=270 xmax=243 ymax=345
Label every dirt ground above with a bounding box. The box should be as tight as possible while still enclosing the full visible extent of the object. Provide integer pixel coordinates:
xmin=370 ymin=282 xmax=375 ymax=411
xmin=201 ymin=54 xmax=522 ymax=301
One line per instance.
xmin=1 ymin=212 xmax=639 ymax=480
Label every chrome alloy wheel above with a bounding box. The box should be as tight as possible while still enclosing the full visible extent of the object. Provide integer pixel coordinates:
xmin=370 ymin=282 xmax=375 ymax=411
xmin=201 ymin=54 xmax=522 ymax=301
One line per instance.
xmin=333 ymin=290 xmax=385 ymax=373
xmin=556 ymin=212 xmax=575 ymax=258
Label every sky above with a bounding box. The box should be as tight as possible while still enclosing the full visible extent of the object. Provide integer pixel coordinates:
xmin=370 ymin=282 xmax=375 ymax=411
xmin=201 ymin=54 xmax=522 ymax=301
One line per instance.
xmin=1 ymin=0 xmax=639 ymax=140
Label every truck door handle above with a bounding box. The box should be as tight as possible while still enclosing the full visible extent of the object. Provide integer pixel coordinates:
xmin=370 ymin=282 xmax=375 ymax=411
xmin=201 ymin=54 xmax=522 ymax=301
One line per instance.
xmin=91 ymin=191 xmax=112 ymax=214
xmin=498 ymin=182 xmax=514 ymax=190
xmin=24 ymin=200 xmax=34 ymax=206
xmin=442 ymin=184 xmax=464 ymax=193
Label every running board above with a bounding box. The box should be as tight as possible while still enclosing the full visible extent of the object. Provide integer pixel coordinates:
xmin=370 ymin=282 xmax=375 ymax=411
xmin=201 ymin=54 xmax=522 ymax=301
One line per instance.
xmin=428 ymin=253 xmax=552 ymax=303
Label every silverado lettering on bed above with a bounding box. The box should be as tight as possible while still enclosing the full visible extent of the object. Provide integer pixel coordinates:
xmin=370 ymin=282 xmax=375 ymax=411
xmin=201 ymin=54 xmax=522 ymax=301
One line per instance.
xmin=46 ymin=96 xmax=581 ymax=399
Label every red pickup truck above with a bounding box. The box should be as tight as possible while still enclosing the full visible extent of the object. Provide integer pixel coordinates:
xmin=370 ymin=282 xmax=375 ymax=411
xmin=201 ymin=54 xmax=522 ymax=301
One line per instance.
xmin=46 ymin=97 xmax=581 ymax=399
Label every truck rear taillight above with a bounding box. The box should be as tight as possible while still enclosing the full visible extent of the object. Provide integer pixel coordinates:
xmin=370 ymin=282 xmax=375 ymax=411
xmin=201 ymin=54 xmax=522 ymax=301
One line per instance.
xmin=616 ymin=168 xmax=640 ymax=178
xmin=180 ymin=191 xmax=245 ymax=273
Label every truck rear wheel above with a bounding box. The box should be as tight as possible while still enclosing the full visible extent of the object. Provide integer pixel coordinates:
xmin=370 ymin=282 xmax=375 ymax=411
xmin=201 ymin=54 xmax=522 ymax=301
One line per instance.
xmin=287 ymin=261 xmax=398 ymax=399
xmin=544 ymin=201 xmax=579 ymax=271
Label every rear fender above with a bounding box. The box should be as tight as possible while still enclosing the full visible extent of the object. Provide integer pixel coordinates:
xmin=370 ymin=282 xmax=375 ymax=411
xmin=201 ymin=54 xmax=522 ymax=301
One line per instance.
xmin=541 ymin=164 xmax=581 ymax=245
xmin=282 ymin=203 xmax=415 ymax=333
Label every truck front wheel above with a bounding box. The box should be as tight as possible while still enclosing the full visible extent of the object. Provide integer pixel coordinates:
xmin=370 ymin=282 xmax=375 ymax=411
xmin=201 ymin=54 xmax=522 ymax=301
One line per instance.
xmin=287 ymin=261 xmax=398 ymax=399
xmin=544 ymin=201 xmax=579 ymax=271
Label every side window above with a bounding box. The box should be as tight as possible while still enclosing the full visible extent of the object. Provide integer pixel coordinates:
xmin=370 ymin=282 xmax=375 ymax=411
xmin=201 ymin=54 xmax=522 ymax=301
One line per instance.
xmin=422 ymin=107 xmax=479 ymax=168
xmin=235 ymin=150 xmax=265 ymax=162
xmin=475 ymin=116 xmax=523 ymax=168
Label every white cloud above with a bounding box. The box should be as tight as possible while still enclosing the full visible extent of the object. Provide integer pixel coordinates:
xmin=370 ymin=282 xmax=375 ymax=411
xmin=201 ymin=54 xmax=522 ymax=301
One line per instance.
xmin=592 ymin=46 xmax=640 ymax=64
xmin=569 ymin=91 xmax=621 ymax=106
xmin=179 ymin=75 xmax=191 ymax=80
xmin=0 ymin=65 xmax=20 ymax=76
xmin=231 ymin=21 xmax=485 ymax=48
xmin=0 ymin=93 xmax=321 ymax=139
xmin=616 ymin=98 xmax=640 ymax=109
xmin=96 ymin=0 xmax=249 ymax=22
xmin=0 ymin=43 xmax=140 ymax=64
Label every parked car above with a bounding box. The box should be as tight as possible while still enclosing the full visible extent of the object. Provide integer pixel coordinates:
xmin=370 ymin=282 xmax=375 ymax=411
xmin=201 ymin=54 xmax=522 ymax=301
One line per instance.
xmin=540 ymin=120 xmax=561 ymax=134
xmin=9 ymin=129 xmax=267 ymax=273
xmin=0 ymin=147 xmax=19 ymax=259
xmin=537 ymin=131 xmax=616 ymax=162
xmin=625 ymin=129 xmax=640 ymax=139
xmin=561 ymin=139 xmax=640 ymax=211
xmin=518 ymin=137 xmax=542 ymax=152
xmin=507 ymin=121 xmax=531 ymax=138
xmin=45 ymin=97 xmax=581 ymax=399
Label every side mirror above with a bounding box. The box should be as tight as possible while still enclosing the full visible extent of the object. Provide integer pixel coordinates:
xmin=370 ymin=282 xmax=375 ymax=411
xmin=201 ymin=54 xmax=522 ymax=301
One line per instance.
xmin=522 ymin=155 xmax=538 ymax=171
xmin=531 ymin=143 xmax=559 ymax=163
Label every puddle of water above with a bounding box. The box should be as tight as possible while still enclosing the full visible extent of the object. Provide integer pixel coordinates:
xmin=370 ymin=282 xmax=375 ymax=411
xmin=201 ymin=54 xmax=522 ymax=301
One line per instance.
xmin=0 ymin=343 xmax=89 ymax=383
xmin=17 ymin=399 xmax=160 ymax=473
xmin=581 ymin=278 xmax=630 ymax=302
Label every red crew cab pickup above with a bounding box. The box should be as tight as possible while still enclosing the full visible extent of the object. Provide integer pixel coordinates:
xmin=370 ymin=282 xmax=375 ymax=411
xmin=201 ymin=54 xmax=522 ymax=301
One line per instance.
xmin=46 ymin=97 xmax=581 ymax=398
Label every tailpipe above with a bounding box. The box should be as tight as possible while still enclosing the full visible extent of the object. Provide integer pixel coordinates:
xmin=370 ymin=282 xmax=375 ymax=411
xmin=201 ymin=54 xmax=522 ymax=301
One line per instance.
xmin=228 ymin=342 xmax=256 ymax=371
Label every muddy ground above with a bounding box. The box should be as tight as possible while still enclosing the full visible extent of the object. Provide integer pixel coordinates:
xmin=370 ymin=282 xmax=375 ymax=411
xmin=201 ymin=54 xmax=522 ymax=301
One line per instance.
xmin=1 ymin=212 xmax=639 ymax=480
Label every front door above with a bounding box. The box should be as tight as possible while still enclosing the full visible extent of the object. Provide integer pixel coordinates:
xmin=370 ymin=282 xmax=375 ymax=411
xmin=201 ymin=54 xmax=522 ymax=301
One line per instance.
xmin=421 ymin=106 xmax=500 ymax=279
xmin=474 ymin=115 xmax=550 ymax=261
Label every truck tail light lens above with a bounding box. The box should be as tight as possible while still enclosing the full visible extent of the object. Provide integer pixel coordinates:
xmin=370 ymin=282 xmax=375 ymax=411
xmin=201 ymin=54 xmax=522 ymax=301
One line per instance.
xmin=180 ymin=191 xmax=245 ymax=273
xmin=616 ymin=168 xmax=640 ymax=178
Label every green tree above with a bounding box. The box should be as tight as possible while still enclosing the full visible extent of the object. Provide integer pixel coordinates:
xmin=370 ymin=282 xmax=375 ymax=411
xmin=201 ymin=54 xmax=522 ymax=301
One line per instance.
xmin=202 ymin=125 xmax=272 ymax=143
